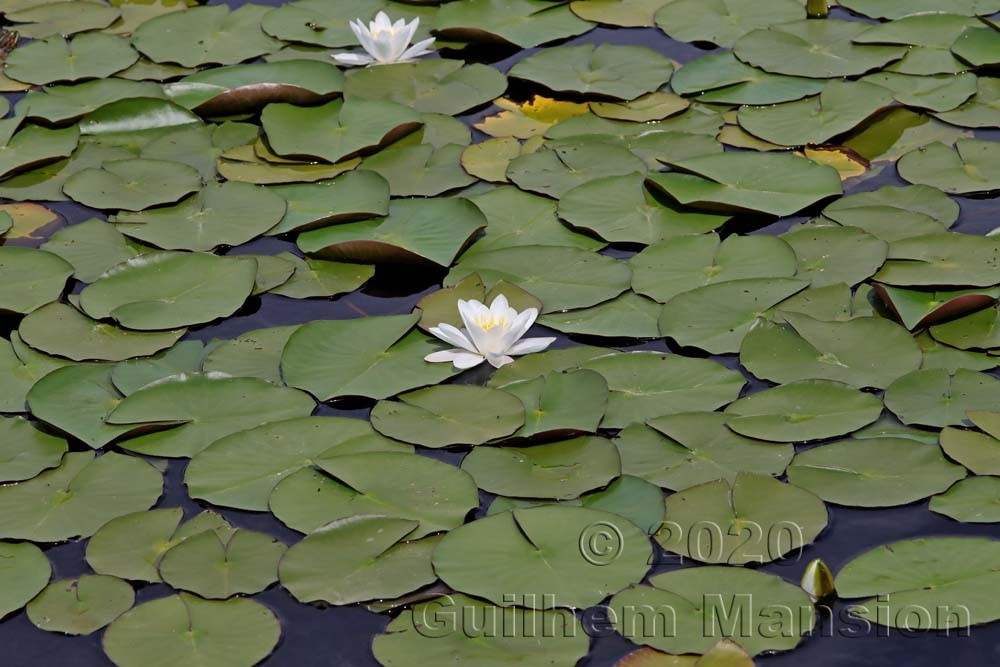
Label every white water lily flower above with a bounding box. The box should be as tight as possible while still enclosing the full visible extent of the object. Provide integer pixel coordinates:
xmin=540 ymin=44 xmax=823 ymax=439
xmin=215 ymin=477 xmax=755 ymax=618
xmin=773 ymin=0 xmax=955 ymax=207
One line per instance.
xmin=333 ymin=11 xmax=435 ymax=67
xmin=425 ymin=295 xmax=556 ymax=369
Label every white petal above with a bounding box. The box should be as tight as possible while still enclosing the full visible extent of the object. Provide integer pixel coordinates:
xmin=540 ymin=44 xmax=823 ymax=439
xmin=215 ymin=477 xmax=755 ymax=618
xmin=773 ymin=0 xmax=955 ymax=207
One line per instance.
xmin=398 ymin=37 xmax=436 ymax=61
xmin=401 ymin=17 xmax=420 ymax=46
xmin=350 ymin=21 xmax=379 ymax=59
xmin=488 ymin=354 xmax=515 ymax=368
xmin=497 ymin=308 xmax=535 ymax=351
xmin=373 ymin=11 xmax=392 ymax=31
xmin=333 ymin=52 xmax=374 ymax=66
xmin=506 ymin=337 xmax=556 ymax=356
xmin=458 ymin=300 xmax=494 ymax=354
xmin=429 ymin=323 xmax=478 ymax=354
xmin=425 ymin=350 xmax=485 ymax=369
xmin=489 ymin=293 xmax=510 ymax=316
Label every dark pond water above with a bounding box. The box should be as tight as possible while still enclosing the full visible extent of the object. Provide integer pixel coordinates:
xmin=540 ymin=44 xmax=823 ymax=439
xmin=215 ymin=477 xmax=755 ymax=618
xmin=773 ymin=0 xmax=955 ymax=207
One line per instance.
xmin=1 ymin=1 xmax=998 ymax=665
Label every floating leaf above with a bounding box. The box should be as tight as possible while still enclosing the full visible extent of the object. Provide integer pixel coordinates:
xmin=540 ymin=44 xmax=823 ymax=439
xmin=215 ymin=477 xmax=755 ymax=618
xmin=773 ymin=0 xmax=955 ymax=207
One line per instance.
xmin=884 ymin=368 xmax=1000 ymax=428
xmin=260 ymin=0 xmax=434 ymax=48
xmin=475 ymin=96 xmax=590 ymax=139
xmin=5 ymin=1 xmax=120 ymax=39
xmin=609 ymin=567 xmax=814 ymax=655
xmin=0 ymin=247 xmax=73 ymax=315
xmin=788 ymin=437 xmax=965 ymax=507
xmin=821 ymin=184 xmax=958 ymax=242
xmin=656 ymin=473 xmax=827 ymax=565
xmin=864 ymin=72 xmax=976 ymax=113
xmin=0 ymin=541 xmax=50 ymax=621
xmin=0 ymin=123 xmax=79 ymax=180
xmin=510 ymin=44 xmax=673 ymax=100
xmin=630 ymin=233 xmax=796 ymax=304
xmin=266 ymin=170 xmax=389 ymax=235
xmin=648 ymin=152 xmax=842 ymax=216
xmin=0 ymin=417 xmax=66 ymax=483
xmin=897 ymin=140 xmax=1000 ymax=194
xmin=940 ymin=414 xmax=1000 ymax=475
xmin=507 ymin=140 xmax=647 ymax=199
xmin=671 ymin=52 xmax=824 ymax=105
xmin=158 ymin=527 xmax=285 ymax=599
xmin=79 ymin=252 xmax=257 ymax=330
xmin=279 ymin=516 xmax=437 ymax=606
xmin=269 ymin=452 xmax=478 ymax=538
xmin=103 ymin=594 xmax=280 ymax=667
xmin=930 ymin=303 xmax=1000 ymax=350
xmin=345 ymin=59 xmax=506 ymax=115
xmin=837 ymin=0 xmax=1000 ymax=19
xmin=654 ymin=0 xmax=802 ymax=48
xmin=432 ymin=0 xmax=594 ymax=48
xmin=874 ymin=232 xmax=1000 ymax=287
xmin=372 ymin=385 xmax=524 ymax=448
xmin=936 ymin=78 xmax=1000 ymax=129
xmin=538 ymin=291 xmax=662 ymax=339
xmin=360 ymin=143 xmax=475 ymax=197
xmin=583 ymin=352 xmax=745 ymax=428
xmin=836 ymin=537 xmax=1000 ymax=629
xmin=17 ymin=79 xmax=164 ymax=124
xmin=725 ymin=380 xmax=883 ymax=442
xmin=27 ymin=575 xmax=133 ymax=636
xmin=434 ymin=506 xmax=651 ymax=608
xmin=4 ymin=33 xmax=137 ymax=85
xmin=875 ymin=285 xmax=997 ymax=331
xmin=501 ymin=369 xmax=608 ymax=439
xmin=930 ymin=477 xmax=1000 ymax=523
xmin=0 ymin=451 xmax=161 ymax=541
xmin=462 ymin=436 xmax=620 ymax=499
xmin=63 ymin=158 xmax=201 ymax=211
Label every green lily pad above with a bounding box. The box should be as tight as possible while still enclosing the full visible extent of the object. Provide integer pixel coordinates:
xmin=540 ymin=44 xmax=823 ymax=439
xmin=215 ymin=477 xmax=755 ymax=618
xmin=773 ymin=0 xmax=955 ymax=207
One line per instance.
xmin=360 ymin=143 xmax=475 ymax=197
xmin=569 ymin=0 xmax=670 ymax=27
xmin=433 ymin=505 xmax=651 ymax=608
xmin=297 ymin=197 xmax=486 ymax=266
xmin=609 ymin=567 xmax=814 ymax=655
xmin=838 ymin=0 xmax=1000 ymax=19
xmin=648 ymin=152 xmax=842 ymax=216
xmin=110 ymin=181 xmax=284 ymax=251
xmin=626 ymin=412 xmax=793 ymax=490
xmin=940 ymin=415 xmax=1000 ymax=475
xmin=268 ymin=451 xmax=478 ymax=538
xmin=501 ymin=369 xmax=608 ymax=439
xmin=671 ymin=52 xmax=825 ymax=105
xmin=282 ymin=315 xmax=459 ymax=401
xmin=86 ymin=509 xmax=233 ymax=583
xmin=79 ymin=252 xmax=257 ymax=330
xmin=27 ymin=575 xmax=133 ymax=636
xmin=265 ymin=253 xmax=372 ymax=299
xmin=874 ymin=232 xmax=1000 ymax=288
xmin=102 ymin=593 xmax=280 ymax=667
xmin=0 ymin=451 xmax=161 ymax=541
xmin=107 ymin=375 xmax=315 ymax=458
xmin=836 ymin=537 xmax=1000 ymax=629
xmin=165 ymin=59 xmax=343 ymax=116
xmin=262 ymin=98 xmax=421 ymax=165
xmin=630 ymin=233 xmax=797 ymax=304
xmin=875 ymin=285 xmax=997 ymax=331
xmin=345 ymin=59 xmax=506 ymax=115
xmin=660 ymin=278 xmax=810 ymax=354
xmin=725 ymin=380 xmax=884 ymax=442
xmin=654 ymin=0 xmax=802 ymax=48
xmin=158 ymin=527 xmax=285 ymax=599
xmin=930 ymin=477 xmax=1000 ymax=523
xmin=952 ymin=25 xmax=1000 ymax=67
xmin=266 ymin=170 xmax=389 ymax=235
xmin=0 ymin=417 xmax=67 ymax=483
xmin=0 ymin=333 xmax=73 ymax=414
xmin=864 ymin=72 xmax=977 ymax=113
xmin=432 ymin=0 xmax=594 ymax=48
xmin=918 ymin=331 xmax=998 ymax=373
xmin=930 ymin=303 xmax=1000 ymax=350
xmin=855 ymin=13 xmax=978 ymax=76
xmin=821 ymin=184 xmax=958 ymax=242
xmin=936 ymin=78 xmax=1000 ymax=128
xmin=656 ymin=473 xmax=827 ymax=565
xmin=371 ymin=385 xmax=525 ymax=448
xmin=787 ymin=437 xmax=966 ymax=507
xmin=446 ymin=245 xmax=631 ymax=313
xmin=373 ymin=593 xmax=588 ymax=666
xmin=740 ymin=313 xmax=922 ymax=389
xmin=590 ymin=91 xmax=689 ymax=122
xmin=4 ymin=33 xmax=137 ymax=85
xmin=558 ymin=173 xmax=730 ymax=245
xmin=897 ymin=140 xmax=1000 ymax=194
xmin=132 ymin=4 xmax=281 ymax=67
xmin=538 ymin=291 xmax=662 ymax=339
xmin=510 ymin=44 xmax=673 ymax=100
xmin=19 ymin=302 xmax=183 ymax=362
xmin=27 ymin=363 xmax=138 ymax=448
xmin=583 ymin=352 xmax=745 ymax=429
xmin=279 ymin=517 xmax=438 ymax=606
xmin=466 ymin=185 xmax=602 ymax=254
xmin=738 ymin=81 xmax=895 ymax=147
xmin=733 ymin=19 xmax=906 ymax=78
xmin=187 ymin=416 xmax=410 ymax=512
xmin=110 ymin=340 xmax=206 ymax=396
xmin=5 ymin=1 xmax=121 ymax=39
xmin=63 ymin=158 xmax=201 ymax=211
xmin=0 ymin=143 xmax=139 ymax=204
xmin=17 ymin=79 xmax=165 ymax=124
xmin=884 ymin=368 xmax=1000 ymax=428
xmin=0 ymin=247 xmax=73 ymax=315
xmin=0 ymin=541 xmax=50 ymax=620
xmin=0 ymin=123 xmax=79 ymax=180
xmin=462 ymin=435 xmax=621 ymax=499
xmin=507 ymin=139 xmax=647 ymax=198
xmin=260 ymin=0 xmax=434 ymax=47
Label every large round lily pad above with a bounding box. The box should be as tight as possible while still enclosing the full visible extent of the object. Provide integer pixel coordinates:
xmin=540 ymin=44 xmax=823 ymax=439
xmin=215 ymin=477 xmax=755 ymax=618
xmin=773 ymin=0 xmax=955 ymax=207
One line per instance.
xmin=725 ymin=380 xmax=883 ymax=442
xmin=836 ymin=537 xmax=1000 ymax=629
xmin=4 ymin=33 xmax=137 ymax=86
xmin=27 ymin=575 xmax=133 ymax=636
xmin=930 ymin=477 xmax=1000 ymax=523
xmin=0 ymin=247 xmax=73 ymax=315
xmin=0 ymin=417 xmax=67 ymax=483
xmin=654 ymin=0 xmax=801 ymax=48
xmin=63 ymin=158 xmax=201 ymax=211
xmin=345 ymin=59 xmax=506 ymax=115
xmin=0 ymin=451 xmax=161 ymax=542
xmin=0 ymin=541 xmax=50 ymax=621
xmin=371 ymin=385 xmax=524 ymax=448
xmin=102 ymin=593 xmax=280 ymax=667
xmin=432 ymin=0 xmax=594 ymax=48
xmin=788 ymin=437 xmax=966 ymax=507
xmin=433 ymin=505 xmax=652 ymax=609
xmin=79 ymin=252 xmax=257 ymax=330
xmin=509 ymin=44 xmax=673 ymax=100
xmin=656 ymin=473 xmax=827 ymax=565
xmin=897 ymin=140 xmax=1000 ymax=194
xmin=885 ymin=368 xmax=1000 ymax=428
